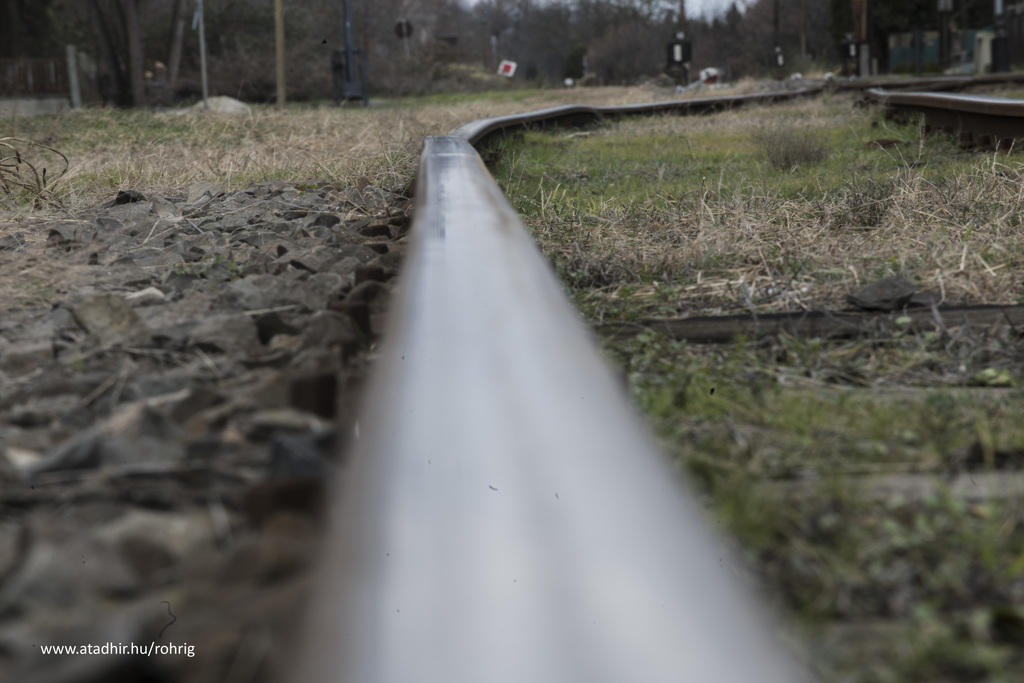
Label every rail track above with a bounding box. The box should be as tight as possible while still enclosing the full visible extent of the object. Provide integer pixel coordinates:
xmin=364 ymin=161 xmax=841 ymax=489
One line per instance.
xmin=296 ymin=79 xmax=1024 ymax=682
xmin=866 ymin=87 xmax=1024 ymax=150
xmin=833 ymin=71 xmax=1024 ymax=93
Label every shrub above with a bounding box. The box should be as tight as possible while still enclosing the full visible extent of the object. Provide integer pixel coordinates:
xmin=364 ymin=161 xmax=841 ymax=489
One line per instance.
xmin=751 ymin=123 xmax=829 ymax=170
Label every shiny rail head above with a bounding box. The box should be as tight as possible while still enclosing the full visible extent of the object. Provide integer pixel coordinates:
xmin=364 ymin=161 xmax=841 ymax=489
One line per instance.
xmin=294 ymin=134 xmax=811 ymax=683
xmin=866 ymin=87 xmax=1024 ymax=114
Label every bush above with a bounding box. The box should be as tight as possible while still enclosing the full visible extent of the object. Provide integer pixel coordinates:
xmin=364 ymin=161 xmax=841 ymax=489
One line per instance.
xmin=751 ymin=123 xmax=829 ymax=170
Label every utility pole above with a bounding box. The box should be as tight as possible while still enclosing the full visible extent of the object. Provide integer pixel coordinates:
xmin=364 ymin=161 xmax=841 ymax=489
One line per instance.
xmin=344 ymin=0 xmax=355 ymax=83
xmin=679 ymin=0 xmax=686 ymax=32
xmin=123 ymin=0 xmax=146 ymax=107
xmin=800 ymin=0 xmax=806 ymax=60
xmin=168 ymin=0 xmax=187 ymax=92
xmin=773 ymin=0 xmax=780 ymax=50
xmin=195 ymin=0 xmax=209 ymax=108
xmin=994 ymin=0 xmax=1009 ymax=72
xmin=275 ymin=0 xmax=285 ymax=108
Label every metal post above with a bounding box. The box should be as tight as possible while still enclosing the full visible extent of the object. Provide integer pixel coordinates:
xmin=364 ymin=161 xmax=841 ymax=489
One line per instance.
xmin=400 ymin=18 xmax=411 ymax=58
xmin=344 ymin=0 xmax=355 ymax=83
xmin=196 ymin=0 xmax=209 ymax=108
xmin=866 ymin=0 xmax=873 ymax=74
xmin=800 ymin=0 xmax=806 ymax=60
xmin=993 ymin=0 xmax=1010 ymax=72
xmin=773 ymin=0 xmax=779 ymax=52
xmin=275 ymin=0 xmax=285 ymax=108
xmin=65 ymin=45 xmax=82 ymax=109
xmin=912 ymin=29 xmax=924 ymax=77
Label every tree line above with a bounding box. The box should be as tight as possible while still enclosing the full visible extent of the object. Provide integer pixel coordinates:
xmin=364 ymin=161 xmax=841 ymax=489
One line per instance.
xmin=0 ymin=0 xmax=1001 ymax=105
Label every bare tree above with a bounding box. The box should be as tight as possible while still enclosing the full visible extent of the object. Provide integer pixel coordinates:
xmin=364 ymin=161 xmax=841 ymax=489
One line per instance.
xmin=167 ymin=0 xmax=187 ymax=90
xmin=122 ymin=0 xmax=146 ymax=106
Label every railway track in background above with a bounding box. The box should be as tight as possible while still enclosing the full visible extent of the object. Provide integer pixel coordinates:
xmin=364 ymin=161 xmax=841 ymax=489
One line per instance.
xmin=866 ymin=87 xmax=1024 ymax=150
xmin=296 ymin=79 xmax=1024 ymax=682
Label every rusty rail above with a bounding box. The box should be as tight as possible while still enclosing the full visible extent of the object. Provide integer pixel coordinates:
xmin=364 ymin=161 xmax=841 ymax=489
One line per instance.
xmin=295 ymin=92 xmax=817 ymax=682
xmin=866 ymin=88 xmax=1024 ymax=149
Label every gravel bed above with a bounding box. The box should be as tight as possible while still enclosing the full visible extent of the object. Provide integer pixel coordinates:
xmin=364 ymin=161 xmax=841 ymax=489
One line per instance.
xmin=0 ymin=177 xmax=409 ymax=682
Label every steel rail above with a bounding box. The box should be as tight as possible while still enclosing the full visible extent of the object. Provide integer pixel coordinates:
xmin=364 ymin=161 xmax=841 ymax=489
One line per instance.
xmin=866 ymin=88 xmax=1024 ymax=149
xmin=832 ymin=71 xmax=1024 ymax=92
xmin=295 ymin=95 xmax=815 ymax=682
xmin=455 ymin=85 xmax=823 ymax=146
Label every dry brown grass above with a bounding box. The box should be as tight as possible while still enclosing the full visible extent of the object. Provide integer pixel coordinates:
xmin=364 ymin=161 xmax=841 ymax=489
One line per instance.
xmin=750 ymin=120 xmax=830 ymax=169
xmin=509 ymin=97 xmax=1024 ymax=319
xmin=0 ymin=81 xmax=776 ymax=221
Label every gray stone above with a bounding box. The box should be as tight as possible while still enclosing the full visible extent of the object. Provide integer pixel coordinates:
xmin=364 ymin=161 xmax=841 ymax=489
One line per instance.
xmin=103 ymin=200 xmax=155 ymax=223
xmin=846 ymin=276 xmax=916 ymax=311
xmin=188 ymin=312 xmax=261 ymax=357
xmin=168 ymin=387 xmax=226 ymax=424
xmin=72 ymin=294 xmax=151 ymax=347
xmin=162 ymin=270 xmax=200 ymax=292
xmin=358 ymin=221 xmax=392 ymax=239
xmin=95 ymin=509 xmax=215 ymax=581
xmin=255 ymin=312 xmax=300 ymax=343
xmin=301 ymin=310 xmax=358 ymax=349
xmin=113 ymin=189 xmax=146 ymax=205
xmin=24 ymin=430 xmax=103 ymax=476
xmin=47 ymin=222 xmax=98 ymax=247
xmin=124 ymin=287 xmax=167 ymax=306
xmin=283 ymin=246 xmax=341 ymax=274
xmin=94 ymin=216 xmax=125 ymax=233
xmin=123 ymin=371 xmax=194 ymax=401
xmin=0 ymin=521 xmax=23 ymax=580
xmin=0 ymin=231 xmax=28 ymax=251
xmin=150 ymin=196 xmax=179 ymax=219
xmin=326 ymin=256 xmax=363 ymax=282
xmin=238 ymin=408 xmax=327 ymax=441
xmin=120 ymin=245 xmax=182 ymax=270
xmin=0 ymin=339 xmax=52 ymax=376
xmin=238 ymin=274 xmax=338 ymax=312
xmin=139 ymin=290 xmax=211 ymax=344
xmin=308 ymin=213 xmax=341 ymax=228
xmin=343 ymin=184 xmax=398 ymax=212
xmin=268 ymin=430 xmax=335 ymax=478
xmin=345 ymin=279 xmax=390 ymax=308
xmin=27 ymin=401 xmax=186 ymax=476
xmin=7 ymin=394 xmax=83 ymax=428
xmin=203 ymin=211 xmax=256 ymax=233
xmin=0 ymin=542 xmax=87 ymax=613
xmin=335 ymin=243 xmax=380 ymax=264
xmin=186 ymin=181 xmax=223 ymax=205
xmin=226 ymin=278 xmax=266 ymax=310
xmin=233 ymin=231 xmax=289 ymax=249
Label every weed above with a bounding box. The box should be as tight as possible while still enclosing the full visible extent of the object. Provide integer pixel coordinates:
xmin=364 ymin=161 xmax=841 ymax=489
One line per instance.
xmin=750 ymin=121 xmax=830 ymax=170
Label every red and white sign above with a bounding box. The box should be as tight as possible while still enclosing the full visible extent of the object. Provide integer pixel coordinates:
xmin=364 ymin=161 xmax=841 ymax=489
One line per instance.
xmin=700 ymin=67 xmax=720 ymax=85
xmin=497 ymin=60 xmax=517 ymax=77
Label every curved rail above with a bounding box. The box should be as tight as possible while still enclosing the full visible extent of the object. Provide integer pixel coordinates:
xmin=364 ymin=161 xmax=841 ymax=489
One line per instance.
xmin=296 ymin=94 xmax=815 ymax=682
xmin=455 ymin=85 xmax=823 ymax=146
xmin=866 ymin=88 xmax=1024 ymax=149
